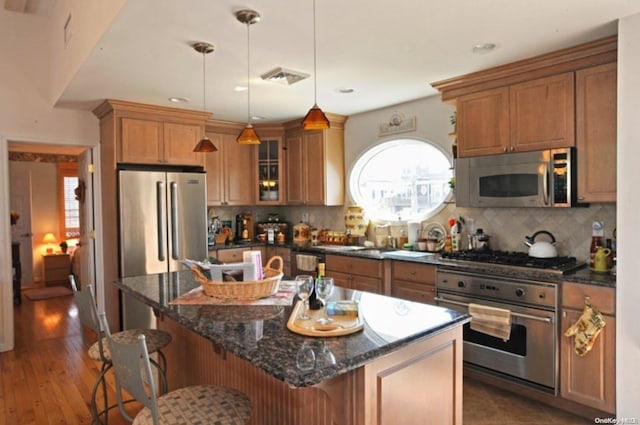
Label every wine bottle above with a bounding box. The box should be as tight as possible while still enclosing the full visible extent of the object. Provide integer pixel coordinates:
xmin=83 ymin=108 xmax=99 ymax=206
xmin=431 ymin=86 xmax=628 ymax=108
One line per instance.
xmin=309 ymin=262 xmax=324 ymax=310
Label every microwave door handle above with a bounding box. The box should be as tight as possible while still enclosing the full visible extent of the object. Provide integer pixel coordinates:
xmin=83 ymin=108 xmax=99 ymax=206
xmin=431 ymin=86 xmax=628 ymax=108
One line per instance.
xmin=542 ymin=164 xmax=550 ymax=206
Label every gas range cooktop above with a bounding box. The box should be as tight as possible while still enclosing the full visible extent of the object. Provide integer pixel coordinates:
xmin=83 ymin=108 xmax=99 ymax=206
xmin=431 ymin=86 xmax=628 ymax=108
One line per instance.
xmin=439 ymin=250 xmax=585 ymax=275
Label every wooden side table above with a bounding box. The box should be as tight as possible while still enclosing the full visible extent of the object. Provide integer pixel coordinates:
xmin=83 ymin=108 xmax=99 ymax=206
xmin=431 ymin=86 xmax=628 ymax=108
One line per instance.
xmin=43 ymin=254 xmax=71 ymax=287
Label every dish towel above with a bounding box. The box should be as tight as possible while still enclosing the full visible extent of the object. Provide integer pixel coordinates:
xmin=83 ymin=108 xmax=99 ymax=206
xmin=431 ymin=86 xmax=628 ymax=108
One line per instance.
xmin=564 ymin=299 xmax=606 ymax=357
xmin=468 ymin=303 xmax=512 ymax=341
xmin=296 ymin=254 xmax=318 ymax=272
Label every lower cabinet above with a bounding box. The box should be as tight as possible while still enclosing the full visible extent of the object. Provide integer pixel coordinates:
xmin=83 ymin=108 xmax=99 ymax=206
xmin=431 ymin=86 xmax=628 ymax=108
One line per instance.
xmin=265 ymin=246 xmax=291 ymax=277
xmin=390 ymin=261 xmax=437 ymax=305
xmin=326 ymin=254 xmax=383 ymax=294
xmin=210 ymin=246 xmax=266 ymax=265
xmin=560 ymin=282 xmax=615 ymax=414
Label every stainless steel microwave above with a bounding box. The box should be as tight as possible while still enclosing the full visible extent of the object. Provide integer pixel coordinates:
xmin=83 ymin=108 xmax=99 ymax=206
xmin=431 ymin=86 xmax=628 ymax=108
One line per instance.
xmin=455 ymin=148 xmax=576 ymax=208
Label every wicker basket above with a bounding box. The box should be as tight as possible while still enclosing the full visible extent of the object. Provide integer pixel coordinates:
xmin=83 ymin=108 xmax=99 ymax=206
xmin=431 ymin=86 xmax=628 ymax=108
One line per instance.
xmin=191 ymin=256 xmax=284 ymax=300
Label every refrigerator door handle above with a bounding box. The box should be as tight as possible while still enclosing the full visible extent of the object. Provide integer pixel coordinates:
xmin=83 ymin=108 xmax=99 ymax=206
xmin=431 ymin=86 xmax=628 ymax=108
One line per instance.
xmin=157 ymin=181 xmax=166 ymax=261
xmin=170 ymin=181 xmax=179 ymax=260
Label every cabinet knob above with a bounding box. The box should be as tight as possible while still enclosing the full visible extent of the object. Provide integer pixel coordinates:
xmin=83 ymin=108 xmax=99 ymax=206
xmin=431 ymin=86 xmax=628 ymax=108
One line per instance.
xmin=503 ymin=147 xmax=508 ymax=153
xmin=510 ymin=146 xmax=515 ymax=152
xmin=577 ymin=196 xmax=585 ymax=201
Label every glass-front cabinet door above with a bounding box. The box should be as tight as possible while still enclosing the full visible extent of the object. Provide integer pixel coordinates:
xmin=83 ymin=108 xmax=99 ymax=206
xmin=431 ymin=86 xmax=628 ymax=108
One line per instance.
xmin=257 ymin=138 xmax=284 ymax=204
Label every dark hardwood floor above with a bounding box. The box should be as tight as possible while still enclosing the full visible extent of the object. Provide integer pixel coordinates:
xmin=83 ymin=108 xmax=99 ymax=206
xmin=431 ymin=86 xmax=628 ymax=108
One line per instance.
xmin=1 ymin=289 xmax=590 ymax=424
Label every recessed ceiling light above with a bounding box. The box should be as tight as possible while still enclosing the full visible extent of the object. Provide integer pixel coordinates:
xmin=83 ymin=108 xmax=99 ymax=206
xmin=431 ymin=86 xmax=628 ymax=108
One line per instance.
xmin=337 ymin=87 xmax=354 ymax=94
xmin=234 ymin=86 xmax=248 ymax=92
xmin=472 ymin=43 xmax=497 ymax=54
xmin=168 ymin=97 xmax=189 ymax=103
xmin=251 ymin=115 xmax=265 ymax=121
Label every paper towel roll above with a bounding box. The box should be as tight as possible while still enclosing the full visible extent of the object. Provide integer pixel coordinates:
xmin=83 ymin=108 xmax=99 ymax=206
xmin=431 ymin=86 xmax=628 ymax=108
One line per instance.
xmin=408 ymin=221 xmax=421 ymax=245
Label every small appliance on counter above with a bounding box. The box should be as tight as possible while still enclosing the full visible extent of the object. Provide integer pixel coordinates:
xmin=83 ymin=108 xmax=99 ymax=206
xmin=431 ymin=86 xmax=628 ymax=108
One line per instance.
xmin=235 ymin=213 xmax=254 ymax=242
xmin=256 ymin=221 xmax=291 ymax=244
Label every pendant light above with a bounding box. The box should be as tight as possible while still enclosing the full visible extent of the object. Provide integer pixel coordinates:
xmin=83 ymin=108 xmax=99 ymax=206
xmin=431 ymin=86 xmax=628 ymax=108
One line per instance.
xmin=192 ymin=42 xmax=217 ymax=152
xmin=236 ymin=9 xmax=261 ymax=145
xmin=302 ymin=0 xmax=330 ymax=130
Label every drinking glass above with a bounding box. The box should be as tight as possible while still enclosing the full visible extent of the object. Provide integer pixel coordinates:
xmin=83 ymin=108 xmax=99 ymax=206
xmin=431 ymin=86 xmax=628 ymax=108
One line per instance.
xmin=315 ymin=276 xmax=334 ymax=325
xmin=295 ymin=341 xmax=316 ymax=371
xmin=295 ymin=275 xmax=314 ymax=320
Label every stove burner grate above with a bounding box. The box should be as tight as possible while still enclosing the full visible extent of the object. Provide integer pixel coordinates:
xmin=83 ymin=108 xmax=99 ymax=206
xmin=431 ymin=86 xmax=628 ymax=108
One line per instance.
xmin=440 ymin=250 xmax=580 ymax=272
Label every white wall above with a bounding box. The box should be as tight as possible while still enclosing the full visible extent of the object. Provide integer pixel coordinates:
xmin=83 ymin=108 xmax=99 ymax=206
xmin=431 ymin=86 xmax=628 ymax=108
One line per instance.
xmin=344 ymin=95 xmax=455 ymax=198
xmin=616 ymin=12 xmax=640 ymax=417
xmin=0 ymin=7 xmax=107 ymax=351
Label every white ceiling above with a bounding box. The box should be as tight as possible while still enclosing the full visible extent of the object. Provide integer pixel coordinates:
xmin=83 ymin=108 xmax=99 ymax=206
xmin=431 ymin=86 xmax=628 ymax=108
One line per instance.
xmin=34 ymin=1 xmax=640 ymax=124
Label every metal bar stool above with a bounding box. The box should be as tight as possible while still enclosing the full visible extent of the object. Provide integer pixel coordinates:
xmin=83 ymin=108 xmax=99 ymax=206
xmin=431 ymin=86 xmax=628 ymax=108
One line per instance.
xmin=100 ymin=313 xmax=252 ymax=424
xmin=70 ymin=276 xmax=172 ymax=424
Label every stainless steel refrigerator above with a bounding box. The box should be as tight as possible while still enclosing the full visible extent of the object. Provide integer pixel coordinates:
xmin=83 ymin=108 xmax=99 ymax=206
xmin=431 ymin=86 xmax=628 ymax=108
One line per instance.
xmin=118 ymin=169 xmax=207 ymax=330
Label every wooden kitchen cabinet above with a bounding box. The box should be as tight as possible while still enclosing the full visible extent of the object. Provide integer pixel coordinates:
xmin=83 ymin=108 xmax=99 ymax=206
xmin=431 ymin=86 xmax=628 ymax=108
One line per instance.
xmin=211 ymin=246 xmax=266 ymax=265
xmin=509 ymin=73 xmax=575 ymax=152
xmin=456 ymin=73 xmax=574 ymax=157
xmin=265 ymin=246 xmax=291 ymax=277
xmin=256 ymin=138 xmax=286 ymax=205
xmin=205 ymin=132 xmax=255 ymax=206
xmin=456 ymin=87 xmax=510 ymax=157
xmin=560 ymin=282 xmax=615 ymax=414
xmin=390 ymin=261 xmax=437 ymax=305
xmin=120 ymin=117 xmax=204 ymax=166
xmin=284 ymin=114 xmax=346 ymax=206
xmin=326 ymin=254 xmax=383 ymax=294
xmin=43 ymin=254 xmax=71 ymax=287
xmin=576 ymin=62 xmax=617 ymax=203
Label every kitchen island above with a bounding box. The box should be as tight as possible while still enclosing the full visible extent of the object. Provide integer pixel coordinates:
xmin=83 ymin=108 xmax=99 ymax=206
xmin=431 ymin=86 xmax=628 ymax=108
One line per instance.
xmin=114 ymin=271 xmax=469 ymax=425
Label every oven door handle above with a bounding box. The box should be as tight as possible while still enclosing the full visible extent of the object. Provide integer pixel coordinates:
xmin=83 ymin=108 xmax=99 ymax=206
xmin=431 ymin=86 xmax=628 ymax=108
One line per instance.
xmin=434 ymin=297 xmax=553 ymax=324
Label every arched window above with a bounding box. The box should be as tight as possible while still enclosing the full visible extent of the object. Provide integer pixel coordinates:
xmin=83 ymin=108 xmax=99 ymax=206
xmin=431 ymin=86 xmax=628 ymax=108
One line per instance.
xmin=349 ymin=138 xmax=452 ymax=221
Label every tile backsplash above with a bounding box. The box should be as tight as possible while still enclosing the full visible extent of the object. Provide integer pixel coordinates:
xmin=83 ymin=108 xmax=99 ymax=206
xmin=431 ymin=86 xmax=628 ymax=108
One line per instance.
xmin=209 ymin=203 xmax=616 ymax=262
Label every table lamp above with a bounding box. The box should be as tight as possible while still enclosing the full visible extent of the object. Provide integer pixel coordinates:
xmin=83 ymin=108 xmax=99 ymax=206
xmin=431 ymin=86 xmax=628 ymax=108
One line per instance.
xmin=42 ymin=232 xmax=56 ymax=254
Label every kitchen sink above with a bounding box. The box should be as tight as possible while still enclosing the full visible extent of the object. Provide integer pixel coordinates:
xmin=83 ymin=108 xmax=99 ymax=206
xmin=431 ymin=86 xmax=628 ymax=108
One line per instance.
xmin=381 ymin=250 xmax=436 ymax=259
xmin=312 ymin=245 xmax=367 ymax=252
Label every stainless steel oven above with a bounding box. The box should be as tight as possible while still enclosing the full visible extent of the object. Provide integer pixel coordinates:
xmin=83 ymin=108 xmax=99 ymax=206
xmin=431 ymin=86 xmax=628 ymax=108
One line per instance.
xmin=435 ymin=269 xmax=558 ymax=393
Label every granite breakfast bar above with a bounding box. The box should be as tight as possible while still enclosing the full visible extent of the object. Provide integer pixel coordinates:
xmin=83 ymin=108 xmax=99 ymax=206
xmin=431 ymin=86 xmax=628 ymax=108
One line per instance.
xmin=114 ymin=270 xmax=469 ymax=425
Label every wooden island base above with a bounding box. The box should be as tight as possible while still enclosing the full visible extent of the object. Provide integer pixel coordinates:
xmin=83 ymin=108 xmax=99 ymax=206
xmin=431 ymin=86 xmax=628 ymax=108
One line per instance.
xmin=158 ymin=316 xmax=463 ymax=425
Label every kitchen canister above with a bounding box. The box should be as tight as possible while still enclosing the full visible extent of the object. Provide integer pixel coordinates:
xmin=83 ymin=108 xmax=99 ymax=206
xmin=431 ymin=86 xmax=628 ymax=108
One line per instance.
xmin=344 ymin=205 xmax=369 ymax=237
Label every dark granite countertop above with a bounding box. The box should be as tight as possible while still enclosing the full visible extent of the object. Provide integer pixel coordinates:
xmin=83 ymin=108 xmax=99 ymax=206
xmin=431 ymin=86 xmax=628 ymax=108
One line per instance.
xmin=113 ymin=271 xmax=469 ymax=388
xmin=209 ymin=242 xmax=616 ymax=288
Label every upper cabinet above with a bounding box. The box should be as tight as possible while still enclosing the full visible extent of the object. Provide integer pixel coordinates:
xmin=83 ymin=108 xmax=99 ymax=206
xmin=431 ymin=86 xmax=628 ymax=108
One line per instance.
xmin=204 ymin=122 xmax=256 ymax=206
xmin=456 ymin=87 xmax=510 ymax=157
xmin=509 ymin=73 xmax=575 ymax=152
xmin=256 ymin=138 xmax=286 ymax=205
xmin=120 ymin=118 xmax=204 ymax=166
xmin=456 ymin=72 xmax=575 ymax=157
xmin=284 ymin=114 xmax=347 ymax=206
xmin=433 ymin=36 xmax=617 ymax=156
xmin=576 ymin=63 xmax=617 ymax=203
xmin=94 ymin=100 xmax=208 ymax=166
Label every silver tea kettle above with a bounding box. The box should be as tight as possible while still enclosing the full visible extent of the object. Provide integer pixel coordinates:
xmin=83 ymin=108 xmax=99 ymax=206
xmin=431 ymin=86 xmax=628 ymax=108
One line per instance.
xmin=524 ymin=230 xmax=558 ymax=258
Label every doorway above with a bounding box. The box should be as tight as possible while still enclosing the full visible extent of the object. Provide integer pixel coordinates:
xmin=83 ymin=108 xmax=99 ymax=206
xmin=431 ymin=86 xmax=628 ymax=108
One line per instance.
xmin=1 ymin=139 xmax=99 ymax=353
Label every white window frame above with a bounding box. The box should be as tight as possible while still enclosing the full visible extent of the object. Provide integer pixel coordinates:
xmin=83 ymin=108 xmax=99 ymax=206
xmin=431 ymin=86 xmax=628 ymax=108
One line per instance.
xmin=348 ymin=138 xmax=453 ymax=222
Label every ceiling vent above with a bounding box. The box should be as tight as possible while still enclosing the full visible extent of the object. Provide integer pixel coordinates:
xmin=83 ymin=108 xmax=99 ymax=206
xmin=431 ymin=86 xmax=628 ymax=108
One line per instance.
xmin=261 ymin=67 xmax=310 ymax=85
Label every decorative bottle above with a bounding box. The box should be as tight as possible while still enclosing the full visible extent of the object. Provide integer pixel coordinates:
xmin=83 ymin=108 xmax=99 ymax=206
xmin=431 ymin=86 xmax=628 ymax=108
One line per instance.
xmin=309 ymin=262 xmax=324 ymax=310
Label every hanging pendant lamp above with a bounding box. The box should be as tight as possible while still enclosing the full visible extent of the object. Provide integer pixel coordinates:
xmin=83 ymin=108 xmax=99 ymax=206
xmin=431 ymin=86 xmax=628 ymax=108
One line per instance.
xmin=236 ymin=9 xmax=261 ymax=145
xmin=192 ymin=42 xmax=217 ymax=152
xmin=302 ymin=0 xmax=330 ymax=130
